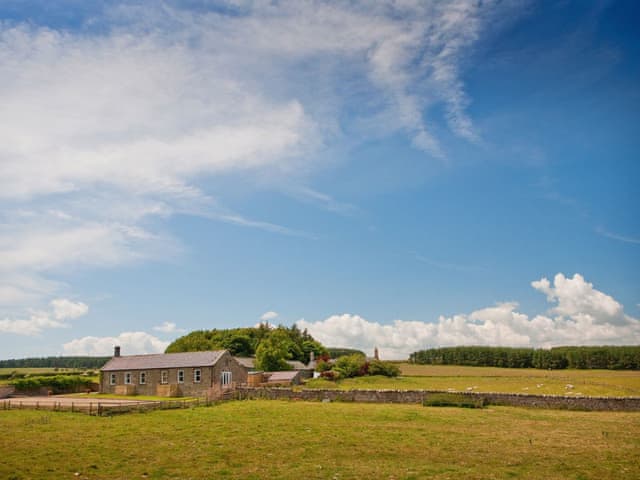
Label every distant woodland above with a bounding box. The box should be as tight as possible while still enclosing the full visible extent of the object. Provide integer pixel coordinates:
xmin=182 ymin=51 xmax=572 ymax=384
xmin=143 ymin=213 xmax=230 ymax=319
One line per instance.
xmin=409 ymin=346 xmax=640 ymax=370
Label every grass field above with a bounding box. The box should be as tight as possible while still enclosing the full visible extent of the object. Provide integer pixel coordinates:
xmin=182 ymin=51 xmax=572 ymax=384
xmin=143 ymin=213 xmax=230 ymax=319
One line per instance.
xmin=304 ymin=364 xmax=640 ymax=397
xmin=1 ymin=400 xmax=639 ymax=479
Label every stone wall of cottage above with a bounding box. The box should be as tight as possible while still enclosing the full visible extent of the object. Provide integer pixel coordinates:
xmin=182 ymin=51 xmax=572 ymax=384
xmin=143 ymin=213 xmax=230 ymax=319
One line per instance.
xmin=234 ymin=387 xmax=640 ymax=411
xmin=101 ymin=366 xmax=214 ymax=396
xmin=100 ymin=351 xmax=248 ymax=397
xmin=212 ymin=351 xmax=248 ymax=388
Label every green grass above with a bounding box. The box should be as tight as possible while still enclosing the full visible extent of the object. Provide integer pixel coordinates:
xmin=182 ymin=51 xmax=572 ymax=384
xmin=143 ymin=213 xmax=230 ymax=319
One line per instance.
xmin=303 ymin=364 xmax=640 ymax=397
xmin=1 ymin=400 xmax=639 ymax=479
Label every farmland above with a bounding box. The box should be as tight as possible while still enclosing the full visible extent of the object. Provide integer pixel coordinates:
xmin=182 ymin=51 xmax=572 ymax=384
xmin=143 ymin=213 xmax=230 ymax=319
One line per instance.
xmin=1 ymin=400 xmax=639 ymax=479
xmin=305 ymin=363 xmax=640 ymax=397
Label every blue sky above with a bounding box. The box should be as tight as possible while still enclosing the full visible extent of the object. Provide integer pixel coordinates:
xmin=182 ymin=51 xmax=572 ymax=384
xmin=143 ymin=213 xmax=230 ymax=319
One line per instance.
xmin=0 ymin=0 xmax=638 ymax=359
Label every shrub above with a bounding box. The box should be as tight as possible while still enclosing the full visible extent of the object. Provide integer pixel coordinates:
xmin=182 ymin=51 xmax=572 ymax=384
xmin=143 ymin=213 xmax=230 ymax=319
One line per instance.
xmin=333 ymin=354 xmax=366 ymax=378
xmin=315 ymin=360 xmax=332 ymax=373
xmin=423 ymin=393 xmax=485 ymax=409
xmin=10 ymin=375 xmax=92 ymax=394
xmin=320 ymin=370 xmax=340 ymax=381
xmin=367 ymin=360 xmax=400 ymax=377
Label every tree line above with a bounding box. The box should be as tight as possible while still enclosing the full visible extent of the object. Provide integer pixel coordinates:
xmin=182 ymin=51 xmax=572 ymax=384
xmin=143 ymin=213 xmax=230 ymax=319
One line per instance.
xmin=0 ymin=356 xmax=110 ymax=369
xmin=409 ymin=346 xmax=640 ymax=370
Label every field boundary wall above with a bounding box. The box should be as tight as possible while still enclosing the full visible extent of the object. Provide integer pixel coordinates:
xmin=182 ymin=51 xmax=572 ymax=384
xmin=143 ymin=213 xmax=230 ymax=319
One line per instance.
xmin=235 ymin=386 xmax=640 ymax=411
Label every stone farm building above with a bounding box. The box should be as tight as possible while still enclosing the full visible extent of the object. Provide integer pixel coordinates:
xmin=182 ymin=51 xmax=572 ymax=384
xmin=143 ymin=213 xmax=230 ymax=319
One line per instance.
xmin=100 ymin=347 xmax=247 ymax=397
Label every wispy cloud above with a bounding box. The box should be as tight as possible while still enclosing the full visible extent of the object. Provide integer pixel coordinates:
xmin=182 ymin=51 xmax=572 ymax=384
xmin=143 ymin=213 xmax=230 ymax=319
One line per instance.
xmin=0 ymin=298 xmax=88 ymax=336
xmin=596 ymin=227 xmax=640 ymax=245
xmin=0 ymin=1 xmax=517 ymax=315
xmin=153 ymin=322 xmax=185 ymax=334
xmin=284 ymin=186 xmax=359 ymax=216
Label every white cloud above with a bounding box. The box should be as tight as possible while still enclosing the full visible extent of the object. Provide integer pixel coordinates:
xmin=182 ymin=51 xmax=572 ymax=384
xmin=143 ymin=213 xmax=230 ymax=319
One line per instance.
xmin=0 ymin=2 xmax=519 ymax=311
xmin=63 ymin=331 xmax=169 ymax=356
xmin=152 ymin=321 xmax=185 ymax=334
xmin=298 ymin=273 xmax=640 ymax=359
xmin=0 ymin=298 xmax=88 ymax=336
xmin=260 ymin=311 xmax=279 ymax=321
xmin=531 ymin=273 xmax=628 ymax=325
xmin=51 ymin=298 xmax=88 ymax=320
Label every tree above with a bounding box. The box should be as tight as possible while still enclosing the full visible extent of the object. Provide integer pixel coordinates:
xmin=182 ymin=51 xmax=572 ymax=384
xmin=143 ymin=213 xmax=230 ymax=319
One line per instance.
xmin=255 ymin=330 xmax=292 ymax=371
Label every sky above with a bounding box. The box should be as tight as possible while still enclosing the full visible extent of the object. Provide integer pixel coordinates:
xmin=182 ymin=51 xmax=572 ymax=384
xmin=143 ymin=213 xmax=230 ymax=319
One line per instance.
xmin=0 ymin=0 xmax=639 ymax=360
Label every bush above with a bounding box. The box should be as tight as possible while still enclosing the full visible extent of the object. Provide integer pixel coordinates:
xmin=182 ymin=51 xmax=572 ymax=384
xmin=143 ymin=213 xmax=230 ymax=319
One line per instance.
xmin=333 ymin=354 xmax=366 ymax=378
xmin=320 ymin=370 xmax=340 ymax=381
xmin=10 ymin=375 xmax=92 ymax=394
xmin=315 ymin=360 xmax=332 ymax=372
xmin=367 ymin=360 xmax=400 ymax=377
xmin=423 ymin=393 xmax=485 ymax=409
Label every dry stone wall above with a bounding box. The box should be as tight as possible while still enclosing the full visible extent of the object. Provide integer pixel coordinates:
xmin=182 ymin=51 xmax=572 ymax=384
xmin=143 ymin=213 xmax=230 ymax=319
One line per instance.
xmin=0 ymin=386 xmax=15 ymax=398
xmin=235 ymin=386 xmax=640 ymax=411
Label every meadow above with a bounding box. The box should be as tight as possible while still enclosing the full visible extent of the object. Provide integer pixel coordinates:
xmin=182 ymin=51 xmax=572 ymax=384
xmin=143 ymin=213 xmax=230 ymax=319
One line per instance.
xmin=1 ymin=400 xmax=639 ymax=480
xmin=305 ymin=364 xmax=640 ymax=397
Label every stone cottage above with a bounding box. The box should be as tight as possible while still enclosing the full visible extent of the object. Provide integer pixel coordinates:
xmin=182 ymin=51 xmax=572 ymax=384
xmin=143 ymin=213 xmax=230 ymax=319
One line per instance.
xmin=100 ymin=347 xmax=247 ymax=397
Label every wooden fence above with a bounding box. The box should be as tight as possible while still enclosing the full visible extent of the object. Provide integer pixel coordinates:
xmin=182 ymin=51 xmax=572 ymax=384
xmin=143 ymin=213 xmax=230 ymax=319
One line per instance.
xmin=0 ymin=397 xmax=219 ymax=416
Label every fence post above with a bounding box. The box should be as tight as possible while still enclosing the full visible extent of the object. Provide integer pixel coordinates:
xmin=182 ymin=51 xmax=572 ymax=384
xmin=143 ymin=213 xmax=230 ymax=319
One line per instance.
xmin=98 ymin=403 xmax=102 ymax=416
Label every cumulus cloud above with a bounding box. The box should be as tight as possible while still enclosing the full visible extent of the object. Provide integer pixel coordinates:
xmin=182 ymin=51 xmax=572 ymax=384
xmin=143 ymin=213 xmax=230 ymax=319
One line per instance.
xmin=531 ymin=273 xmax=627 ymax=325
xmin=0 ymin=298 xmax=88 ymax=336
xmin=0 ymin=1 xmax=514 ymax=310
xmin=152 ymin=321 xmax=185 ymax=334
xmin=297 ymin=273 xmax=640 ymax=359
xmin=260 ymin=311 xmax=279 ymax=321
xmin=63 ymin=331 xmax=169 ymax=356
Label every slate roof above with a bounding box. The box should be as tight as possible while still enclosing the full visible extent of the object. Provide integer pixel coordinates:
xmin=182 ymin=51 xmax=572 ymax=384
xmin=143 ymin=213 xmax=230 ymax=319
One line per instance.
xmin=233 ymin=357 xmax=311 ymax=371
xmin=101 ymin=350 xmax=226 ymax=371
xmin=234 ymin=357 xmax=256 ymax=369
xmin=266 ymin=371 xmax=300 ymax=382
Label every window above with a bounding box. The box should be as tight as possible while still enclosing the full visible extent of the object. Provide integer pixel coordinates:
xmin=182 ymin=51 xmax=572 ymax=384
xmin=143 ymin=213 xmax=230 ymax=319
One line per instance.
xmin=177 ymin=370 xmax=185 ymax=383
xmin=139 ymin=372 xmax=146 ymax=385
xmin=194 ymin=369 xmax=201 ymax=383
xmin=110 ymin=373 xmax=116 ymax=385
xmin=221 ymin=371 xmax=232 ymax=386
xmin=161 ymin=370 xmax=168 ymax=384
xmin=124 ymin=372 xmax=132 ymax=385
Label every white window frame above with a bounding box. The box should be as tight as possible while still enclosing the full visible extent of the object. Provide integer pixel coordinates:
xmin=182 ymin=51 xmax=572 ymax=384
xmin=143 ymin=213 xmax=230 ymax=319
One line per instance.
xmin=110 ymin=373 xmax=116 ymax=386
xmin=221 ymin=371 xmax=232 ymax=386
xmin=194 ymin=369 xmax=201 ymax=383
xmin=124 ymin=372 xmax=132 ymax=385
xmin=139 ymin=371 xmax=146 ymax=385
xmin=177 ymin=369 xmax=185 ymax=384
xmin=161 ymin=370 xmax=168 ymax=384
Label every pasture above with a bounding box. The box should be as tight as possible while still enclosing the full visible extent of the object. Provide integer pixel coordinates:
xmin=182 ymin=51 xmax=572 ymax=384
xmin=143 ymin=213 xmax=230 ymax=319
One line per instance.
xmin=305 ymin=364 xmax=640 ymax=397
xmin=1 ymin=400 xmax=639 ymax=479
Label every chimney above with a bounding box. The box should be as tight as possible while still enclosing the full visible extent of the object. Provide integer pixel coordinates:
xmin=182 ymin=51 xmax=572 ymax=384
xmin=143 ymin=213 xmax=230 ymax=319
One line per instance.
xmin=309 ymin=351 xmax=315 ymax=365
xmin=374 ymin=347 xmax=379 ymax=360
xmin=114 ymin=346 xmax=121 ymax=357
